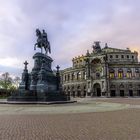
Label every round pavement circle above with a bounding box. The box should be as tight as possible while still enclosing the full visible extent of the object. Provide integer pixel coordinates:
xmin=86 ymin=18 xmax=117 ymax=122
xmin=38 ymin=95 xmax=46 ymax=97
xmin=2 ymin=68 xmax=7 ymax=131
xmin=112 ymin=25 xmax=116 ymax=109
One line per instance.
xmin=0 ymin=101 xmax=130 ymax=115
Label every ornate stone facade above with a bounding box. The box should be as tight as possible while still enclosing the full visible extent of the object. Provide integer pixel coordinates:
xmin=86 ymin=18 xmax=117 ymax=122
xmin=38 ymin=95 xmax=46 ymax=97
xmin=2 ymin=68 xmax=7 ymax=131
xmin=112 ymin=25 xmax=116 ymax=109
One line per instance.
xmin=61 ymin=41 xmax=140 ymax=97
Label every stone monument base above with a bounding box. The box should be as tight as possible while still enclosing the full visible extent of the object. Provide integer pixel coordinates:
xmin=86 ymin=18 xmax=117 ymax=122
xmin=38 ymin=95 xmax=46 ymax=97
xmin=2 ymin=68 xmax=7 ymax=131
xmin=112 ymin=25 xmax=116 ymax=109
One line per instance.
xmin=7 ymin=91 xmax=70 ymax=102
xmin=7 ymin=96 xmax=37 ymax=102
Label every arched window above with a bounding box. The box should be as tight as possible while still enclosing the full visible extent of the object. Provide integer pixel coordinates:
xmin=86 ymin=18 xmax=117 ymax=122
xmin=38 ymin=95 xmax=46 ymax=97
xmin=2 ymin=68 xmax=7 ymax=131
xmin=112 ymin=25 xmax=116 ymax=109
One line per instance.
xmin=77 ymin=85 xmax=80 ymax=89
xmin=135 ymin=68 xmax=139 ymax=73
xmin=72 ymin=86 xmax=74 ymax=91
xmin=77 ymin=85 xmax=81 ymax=97
xmin=77 ymin=72 xmax=81 ymax=80
xmin=68 ymin=86 xmax=70 ymax=91
xmin=83 ymin=71 xmax=86 ymax=80
xmin=67 ymin=74 xmax=70 ymax=81
xmin=63 ymin=86 xmax=66 ymax=91
xmin=84 ymin=85 xmax=86 ymax=90
xmin=129 ymin=84 xmax=132 ymax=88
xmin=64 ymin=75 xmax=67 ymax=81
xmin=118 ymin=69 xmax=123 ymax=78
xmin=135 ymin=68 xmax=139 ymax=77
xmin=126 ymin=69 xmax=132 ymax=78
xmin=109 ymin=69 xmax=115 ymax=79
xmin=71 ymin=73 xmax=75 ymax=80
xmin=96 ymin=73 xmax=100 ymax=79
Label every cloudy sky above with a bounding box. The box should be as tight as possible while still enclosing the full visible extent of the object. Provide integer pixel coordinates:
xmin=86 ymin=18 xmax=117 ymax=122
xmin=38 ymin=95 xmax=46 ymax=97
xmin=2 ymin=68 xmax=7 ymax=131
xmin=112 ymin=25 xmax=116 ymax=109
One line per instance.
xmin=0 ymin=0 xmax=140 ymax=76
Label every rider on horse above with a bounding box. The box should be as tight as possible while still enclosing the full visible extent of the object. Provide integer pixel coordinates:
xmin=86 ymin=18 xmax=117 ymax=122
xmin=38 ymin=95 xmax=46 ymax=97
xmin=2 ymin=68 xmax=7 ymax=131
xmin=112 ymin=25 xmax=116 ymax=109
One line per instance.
xmin=34 ymin=29 xmax=51 ymax=55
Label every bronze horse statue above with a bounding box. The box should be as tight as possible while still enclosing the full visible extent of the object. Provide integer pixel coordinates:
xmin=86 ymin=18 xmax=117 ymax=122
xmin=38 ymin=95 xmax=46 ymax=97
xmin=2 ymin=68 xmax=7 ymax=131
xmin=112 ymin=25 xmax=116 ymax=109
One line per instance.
xmin=34 ymin=29 xmax=51 ymax=54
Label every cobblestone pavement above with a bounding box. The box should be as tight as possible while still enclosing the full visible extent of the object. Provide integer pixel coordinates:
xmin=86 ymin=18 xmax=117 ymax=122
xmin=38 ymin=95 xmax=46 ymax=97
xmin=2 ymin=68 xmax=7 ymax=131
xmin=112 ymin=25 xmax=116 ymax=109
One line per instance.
xmin=0 ymin=109 xmax=140 ymax=140
xmin=0 ymin=98 xmax=140 ymax=140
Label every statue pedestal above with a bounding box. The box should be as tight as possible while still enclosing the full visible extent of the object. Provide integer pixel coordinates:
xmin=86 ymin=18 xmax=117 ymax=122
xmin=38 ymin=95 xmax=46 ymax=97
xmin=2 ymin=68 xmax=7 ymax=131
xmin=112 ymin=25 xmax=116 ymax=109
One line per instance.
xmin=8 ymin=53 xmax=69 ymax=102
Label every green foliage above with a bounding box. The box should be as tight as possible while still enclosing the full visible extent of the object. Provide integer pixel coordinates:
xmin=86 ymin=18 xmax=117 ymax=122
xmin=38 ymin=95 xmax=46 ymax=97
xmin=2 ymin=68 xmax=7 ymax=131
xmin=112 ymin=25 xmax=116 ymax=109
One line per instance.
xmin=0 ymin=72 xmax=12 ymax=90
xmin=13 ymin=76 xmax=20 ymax=89
xmin=0 ymin=72 xmax=18 ymax=96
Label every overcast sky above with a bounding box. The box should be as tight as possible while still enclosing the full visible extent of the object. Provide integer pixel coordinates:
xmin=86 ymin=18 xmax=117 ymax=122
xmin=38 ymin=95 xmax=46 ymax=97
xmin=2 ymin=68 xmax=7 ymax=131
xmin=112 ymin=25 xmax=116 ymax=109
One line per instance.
xmin=0 ymin=0 xmax=140 ymax=76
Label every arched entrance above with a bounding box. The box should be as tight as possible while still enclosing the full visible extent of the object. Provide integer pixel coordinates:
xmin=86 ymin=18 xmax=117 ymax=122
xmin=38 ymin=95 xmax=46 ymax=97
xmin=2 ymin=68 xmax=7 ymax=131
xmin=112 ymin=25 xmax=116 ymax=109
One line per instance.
xmin=93 ymin=83 xmax=101 ymax=97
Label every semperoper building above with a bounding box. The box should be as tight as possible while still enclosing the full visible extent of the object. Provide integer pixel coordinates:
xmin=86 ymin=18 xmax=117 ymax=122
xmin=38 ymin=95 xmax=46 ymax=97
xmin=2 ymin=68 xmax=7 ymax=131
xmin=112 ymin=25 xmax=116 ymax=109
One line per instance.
xmin=61 ymin=41 xmax=140 ymax=97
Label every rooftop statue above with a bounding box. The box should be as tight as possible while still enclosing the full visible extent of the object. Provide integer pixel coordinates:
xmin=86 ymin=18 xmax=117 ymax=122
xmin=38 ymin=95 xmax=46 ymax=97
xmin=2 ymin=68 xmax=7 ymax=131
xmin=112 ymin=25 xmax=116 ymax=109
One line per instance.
xmin=34 ymin=29 xmax=51 ymax=55
xmin=92 ymin=41 xmax=101 ymax=53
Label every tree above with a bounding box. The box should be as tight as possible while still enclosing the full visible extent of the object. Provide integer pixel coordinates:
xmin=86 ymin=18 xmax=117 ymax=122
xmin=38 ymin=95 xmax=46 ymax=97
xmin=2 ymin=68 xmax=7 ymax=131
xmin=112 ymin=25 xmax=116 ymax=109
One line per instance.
xmin=0 ymin=72 xmax=16 ymax=96
xmin=13 ymin=76 xmax=20 ymax=89
xmin=0 ymin=72 xmax=12 ymax=90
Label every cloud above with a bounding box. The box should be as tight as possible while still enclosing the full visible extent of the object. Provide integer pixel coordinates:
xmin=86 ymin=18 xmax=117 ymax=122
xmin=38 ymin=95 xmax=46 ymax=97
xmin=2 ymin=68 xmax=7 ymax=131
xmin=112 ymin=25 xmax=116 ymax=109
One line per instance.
xmin=0 ymin=0 xmax=140 ymax=75
xmin=0 ymin=57 xmax=21 ymax=68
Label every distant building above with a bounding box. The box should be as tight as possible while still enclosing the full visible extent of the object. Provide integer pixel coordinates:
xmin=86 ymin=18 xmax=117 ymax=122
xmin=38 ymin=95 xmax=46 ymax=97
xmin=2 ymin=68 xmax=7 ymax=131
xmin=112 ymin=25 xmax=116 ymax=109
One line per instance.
xmin=61 ymin=41 xmax=140 ymax=97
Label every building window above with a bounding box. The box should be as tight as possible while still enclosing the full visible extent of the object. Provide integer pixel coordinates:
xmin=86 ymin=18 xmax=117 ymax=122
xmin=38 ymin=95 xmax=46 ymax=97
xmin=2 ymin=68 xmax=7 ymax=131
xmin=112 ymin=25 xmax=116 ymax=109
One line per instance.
xmin=77 ymin=72 xmax=81 ymax=80
xmin=135 ymin=68 xmax=139 ymax=73
xmin=67 ymin=74 xmax=70 ymax=81
xmin=109 ymin=69 xmax=115 ymax=79
xmin=110 ymin=90 xmax=116 ymax=97
xmin=63 ymin=86 xmax=66 ymax=91
xmin=110 ymin=55 xmax=113 ymax=58
xmin=135 ymin=69 xmax=139 ymax=77
xmin=126 ymin=69 xmax=132 ymax=78
xmin=127 ymin=72 xmax=132 ymax=78
xmin=129 ymin=84 xmax=132 ymax=88
xmin=96 ymin=73 xmax=100 ymax=79
xmin=118 ymin=69 xmax=123 ymax=78
xmin=88 ymin=82 xmax=90 ymax=88
xmin=120 ymin=90 xmax=124 ymax=96
xmin=127 ymin=55 xmax=129 ymax=58
xmin=71 ymin=73 xmax=75 ymax=80
xmin=116 ymin=55 xmax=118 ymax=58
xmin=118 ymin=72 xmax=123 ymax=78
xmin=83 ymin=71 xmax=86 ymax=79
xmin=129 ymin=90 xmax=133 ymax=96
xmin=132 ymin=55 xmax=134 ymax=59
xmin=121 ymin=55 xmax=124 ymax=58
xmin=68 ymin=86 xmax=70 ymax=91
xmin=102 ymin=81 xmax=104 ymax=88
xmin=137 ymin=90 xmax=140 ymax=96
xmin=65 ymin=75 xmax=67 ymax=81
xmin=109 ymin=72 xmax=115 ymax=78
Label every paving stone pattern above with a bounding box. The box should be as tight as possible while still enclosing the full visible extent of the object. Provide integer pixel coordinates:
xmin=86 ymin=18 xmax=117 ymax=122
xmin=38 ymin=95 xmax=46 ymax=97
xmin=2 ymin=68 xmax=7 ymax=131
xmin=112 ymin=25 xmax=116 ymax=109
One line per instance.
xmin=0 ymin=98 xmax=140 ymax=140
xmin=0 ymin=109 xmax=140 ymax=140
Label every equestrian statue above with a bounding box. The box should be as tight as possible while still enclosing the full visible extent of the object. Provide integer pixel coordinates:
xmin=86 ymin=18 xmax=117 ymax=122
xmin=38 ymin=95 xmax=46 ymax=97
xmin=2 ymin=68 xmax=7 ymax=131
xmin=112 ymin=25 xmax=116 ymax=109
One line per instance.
xmin=34 ymin=29 xmax=51 ymax=55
